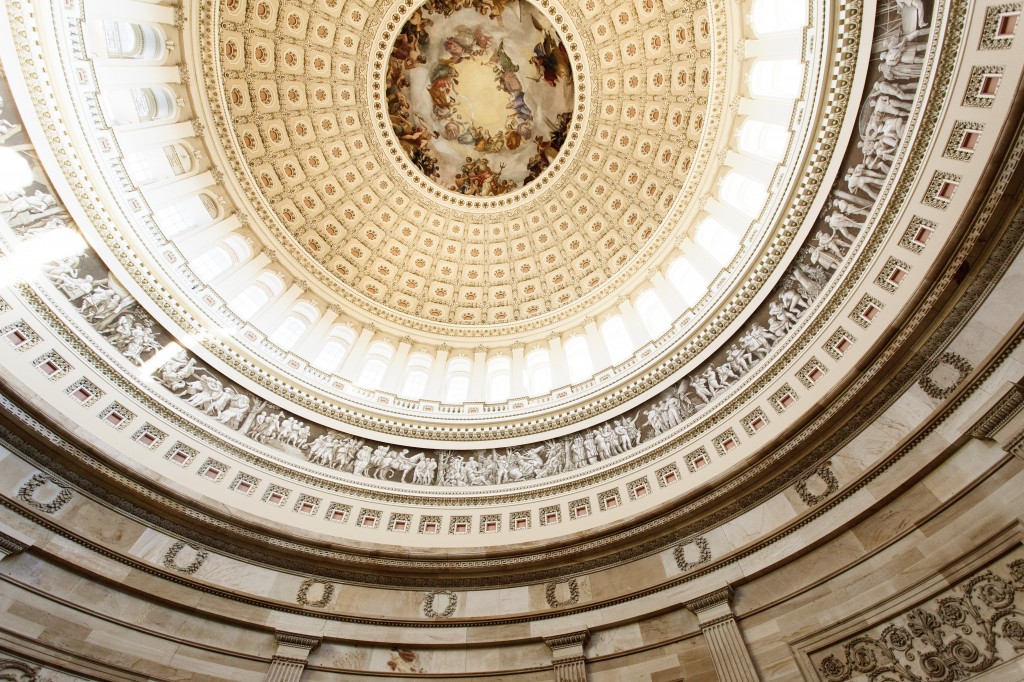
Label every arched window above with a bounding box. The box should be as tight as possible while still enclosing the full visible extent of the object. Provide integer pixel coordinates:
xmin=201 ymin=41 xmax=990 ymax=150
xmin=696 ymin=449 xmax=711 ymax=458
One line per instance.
xmin=487 ymin=356 xmax=511 ymax=402
xmin=749 ymin=0 xmax=807 ymax=36
xmin=720 ymin=171 xmax=767 ymax=217
xmin=357 ymin=342 xmax=394 ymax=390
xmin=443 ymin=357 xmax=472 ymax=403
xmin=312 ymin=325 xmax=356 ymax=372
xmin=155 ymin=193 xmax=220 ymax=235
xmin=269 ymin=302 xmax=318 ymax=351
xmin=189 ymin=246 xmax=232 ymax=280
xmin=400 ymin=352 xmax=433 ymax=399
xmin=102 ymin=21 xmax=165 ymax=59
xmin=601 ymin=315 xmax=633 ymax=364
xmin=229 ymin=272 xmax=283 ymax=320
xmin=635 ymin=290 xmax=672 ymax=337
xmin=131 ymin=86 xmax=177 ymax=122
xmin=748 ymin=59 xmax=802 ymax=100
xmin=229 ymin=285 xmax=268 ymax=320
xmin=525 ymin=348 xmax=552 ymax=396
xmin=269 ymin=315 xmax=307 ymax=350
xmin=563 ymin=336 xmax=593 ymax=384
xmin=737 ymin=120 xmax=789 ymax=161
xmin=666 ymin=258 xmax=707 ymax=305
xmin=695 ymin=216 xmax=741 ymax=265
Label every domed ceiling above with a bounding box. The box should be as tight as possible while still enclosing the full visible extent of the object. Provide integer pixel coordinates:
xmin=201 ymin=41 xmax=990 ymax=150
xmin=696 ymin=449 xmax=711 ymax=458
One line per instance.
xmin=1 ymin=0 xmax=956 ymax=557
xmin=212 ymin=0 xmax=716 ymax=333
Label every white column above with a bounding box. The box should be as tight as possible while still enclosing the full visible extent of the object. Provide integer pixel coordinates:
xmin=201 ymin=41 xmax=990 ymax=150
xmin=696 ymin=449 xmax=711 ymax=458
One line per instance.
xmin=257 ymin=284 xmax=304 ymax=332
xmin=510 ymin=343 xmax=526 ymax=398
xmin=725 ymin=150 xmax=776 ymax=187
xmin=650 ymin=271 xmax=685 ymax=314
xmin=685 ymin=587 xmax=760 ymax=682
xmin=617 ymin=298 xmax=650 ymax=347
xmin=115 ymin=120 xmax=194 ymax=150
xmin=584 ymin=319 xmax=612 ymax=371
xmin=215 ymin=251 xmax=271 ymax=300
xmin=337 ymin=327 xmax=376 ymax=381
xmin=424 ymin=346 xmax=451 ymax=400
xmin=96 ymin=65 xmax=181 ymax=89
xmin=292 ymin=306 xmax=340 ymax=359
xmin=743 ymin=36 xmax=801 ymax=59
xmin=680 ymin=236 xmax=721 ymax=282
xmin=87 ymin=0 xmax=176 ymax=23
xmin=173 ymin=214 xmax=241 ymax=255
xmin=382 ymin=339 xmax=413 ymax=393
xmin=548 ymin=335 xmax=569 ymax=388
xmin=706 ymin=198 xmax=754 ymax=237
xmin=738 ymin=98 xmax=794 ymax=127
xmin=468 ymin=347 xmax=488 ymax=401
xmin=144 ymin=170 xmax=215 ymax=207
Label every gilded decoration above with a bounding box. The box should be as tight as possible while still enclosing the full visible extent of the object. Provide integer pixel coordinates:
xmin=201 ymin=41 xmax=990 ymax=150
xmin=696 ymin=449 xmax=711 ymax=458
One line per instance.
xmin=385 ymin=0 xmax=575 ymax=196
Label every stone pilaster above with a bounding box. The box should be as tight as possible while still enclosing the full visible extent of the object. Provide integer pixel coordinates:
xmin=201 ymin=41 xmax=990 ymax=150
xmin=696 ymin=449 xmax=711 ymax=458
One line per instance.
xmin=265 ymin=632 xmax=321 ymax=682
xmin=685 ymin=587 xmax=759 ymax=682
xmin=544 ymin=630 xmax=589 ymax=682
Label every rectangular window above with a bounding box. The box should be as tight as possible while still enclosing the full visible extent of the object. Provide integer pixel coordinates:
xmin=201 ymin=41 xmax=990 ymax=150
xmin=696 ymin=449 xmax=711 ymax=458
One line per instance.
xmin=980 ymin=74 xmax=1001 ymax=96
xmin=998 ymin=12 xmax=1019 ymax=36
xmin=5 ymin=329 xmax=27 ymax=346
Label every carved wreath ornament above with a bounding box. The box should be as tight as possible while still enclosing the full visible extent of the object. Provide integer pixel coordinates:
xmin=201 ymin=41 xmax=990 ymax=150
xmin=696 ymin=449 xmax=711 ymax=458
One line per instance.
xmin=423 ymin=590 xmax=458 ymax=618
xmin=545 ymin=578 xmax=580 ymax=608
xmin=297 ymin=578 xmax=335 ymax=608
xmin=818 ymin=558 xmax=1024 ymax=681
xmin=674 ymin=535 xmax=712 ymax=571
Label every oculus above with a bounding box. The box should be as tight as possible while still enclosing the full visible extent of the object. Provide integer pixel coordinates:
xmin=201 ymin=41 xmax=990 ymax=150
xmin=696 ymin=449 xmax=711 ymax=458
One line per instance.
xmin=386 ymin=0 xmax=575 ymax=196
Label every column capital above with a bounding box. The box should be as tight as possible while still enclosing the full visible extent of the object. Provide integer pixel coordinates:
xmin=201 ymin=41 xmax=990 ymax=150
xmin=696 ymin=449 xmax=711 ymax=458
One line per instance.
xmin=545 ymin=630 xmax=590 ymax=682
xmin=274 ymin=631 xmax=322 ymax=653
xmin=685 ymin=585 xmax=734 ymax=613
xmin=544 ymin=630 xmax=590 ymax=652
xmin=0 ymin=529 xmax=29 ymax=561
xmin=266 ymin=630 xmax=321 ymax=682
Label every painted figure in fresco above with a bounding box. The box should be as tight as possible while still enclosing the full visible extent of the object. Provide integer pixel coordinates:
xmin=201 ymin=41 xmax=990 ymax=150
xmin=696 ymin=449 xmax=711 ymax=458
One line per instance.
xmin=530 ymin=27 xmax=571 ymax=87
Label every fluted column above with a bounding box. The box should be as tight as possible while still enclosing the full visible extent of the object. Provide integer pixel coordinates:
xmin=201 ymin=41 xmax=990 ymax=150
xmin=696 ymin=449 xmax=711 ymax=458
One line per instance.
xmin=685 ymin=587 xmax=759 ymax=682
xmin=544 ymin=630 xmax=589 ymax=682
xmin=265 ymin=631 xmax=320 ymax=682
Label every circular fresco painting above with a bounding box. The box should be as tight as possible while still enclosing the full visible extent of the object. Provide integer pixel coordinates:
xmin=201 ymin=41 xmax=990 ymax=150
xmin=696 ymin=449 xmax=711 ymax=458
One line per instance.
xmin=387 ymin=0 xmax=575 ymax=197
